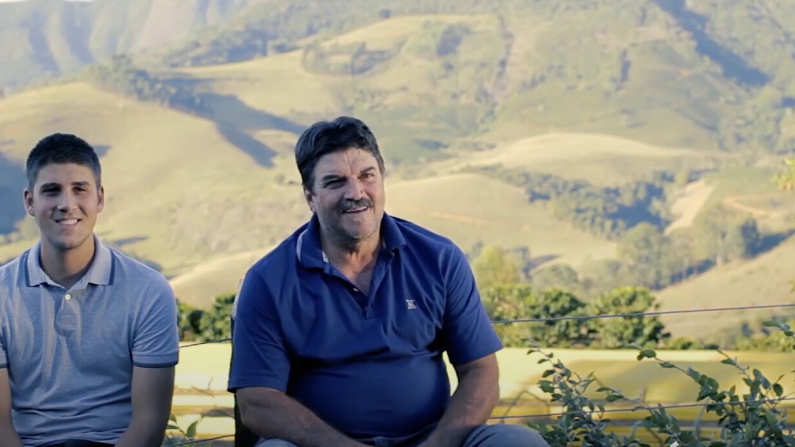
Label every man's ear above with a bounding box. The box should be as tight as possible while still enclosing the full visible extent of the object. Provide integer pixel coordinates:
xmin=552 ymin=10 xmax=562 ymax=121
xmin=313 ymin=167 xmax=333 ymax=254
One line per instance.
xmin=97 ymin=185 xmax=105 ymax=213
xmin=303 ymin=187 xmax=316 ymax=213
xmin=23 ymin=188 xmax=34 ymax=216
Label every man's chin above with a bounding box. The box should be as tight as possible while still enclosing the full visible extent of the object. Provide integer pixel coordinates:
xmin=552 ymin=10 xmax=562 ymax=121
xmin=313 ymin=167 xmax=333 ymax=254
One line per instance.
xmin=46 ymin=234 xmax=91 ymax=252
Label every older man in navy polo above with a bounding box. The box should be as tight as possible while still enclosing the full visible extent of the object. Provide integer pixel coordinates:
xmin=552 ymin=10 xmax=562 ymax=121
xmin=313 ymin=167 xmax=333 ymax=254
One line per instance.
xmin=228 ymin=116 xmax=548 ymax=447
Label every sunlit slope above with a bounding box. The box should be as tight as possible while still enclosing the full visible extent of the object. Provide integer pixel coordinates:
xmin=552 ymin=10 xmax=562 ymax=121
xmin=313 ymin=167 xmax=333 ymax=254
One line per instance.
xmin=385 ymin=173 xmax=617 ymax=266
xmin=657 ymin=235 xmax=795 ymax=340
xmin=0 ymin=82 xmax=309 ymax=276
xmin=436 ymin=133 xmax=718 ymax=186
xmin=169 ymin=14 xmax=508 ymax=165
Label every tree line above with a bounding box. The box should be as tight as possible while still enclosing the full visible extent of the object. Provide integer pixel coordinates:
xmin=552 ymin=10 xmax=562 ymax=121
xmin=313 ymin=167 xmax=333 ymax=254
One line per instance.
xmin=176 ymin=275 xmax=790 ymax=353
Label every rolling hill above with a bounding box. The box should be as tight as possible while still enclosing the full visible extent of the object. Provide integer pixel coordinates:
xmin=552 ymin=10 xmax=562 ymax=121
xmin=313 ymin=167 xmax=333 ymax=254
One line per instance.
xmin=0 ymin=0 xmax=273 ymax=91
xmin=1 ymin=0 xmax=794 ymax=340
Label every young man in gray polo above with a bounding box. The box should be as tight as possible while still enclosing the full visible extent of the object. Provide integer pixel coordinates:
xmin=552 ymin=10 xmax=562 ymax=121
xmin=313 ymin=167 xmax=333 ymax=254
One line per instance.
xmin=0 ymin=134 xmax=180 ymax=447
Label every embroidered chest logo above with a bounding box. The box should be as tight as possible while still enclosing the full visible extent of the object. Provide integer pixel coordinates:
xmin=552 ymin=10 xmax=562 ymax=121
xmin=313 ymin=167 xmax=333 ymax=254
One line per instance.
xmin=406 ymin=300 xmax=417 ymax=310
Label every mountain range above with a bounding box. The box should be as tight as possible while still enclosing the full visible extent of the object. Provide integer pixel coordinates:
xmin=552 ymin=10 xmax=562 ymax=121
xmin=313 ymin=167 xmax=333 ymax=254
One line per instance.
xmin=1 ymin=0 xmax=795 ymax=342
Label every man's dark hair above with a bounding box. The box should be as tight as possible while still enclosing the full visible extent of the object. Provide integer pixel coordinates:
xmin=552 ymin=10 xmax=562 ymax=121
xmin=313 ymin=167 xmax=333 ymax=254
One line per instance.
xmin=295 ymin=116 xmax=385 ymax=191
xmin=26 ymin=133 xmax=102 ymax=189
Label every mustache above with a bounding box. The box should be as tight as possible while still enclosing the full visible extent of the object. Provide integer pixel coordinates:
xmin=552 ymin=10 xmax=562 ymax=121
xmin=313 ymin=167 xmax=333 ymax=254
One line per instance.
xmin=338 ymin=198 xmax=374 ymax=212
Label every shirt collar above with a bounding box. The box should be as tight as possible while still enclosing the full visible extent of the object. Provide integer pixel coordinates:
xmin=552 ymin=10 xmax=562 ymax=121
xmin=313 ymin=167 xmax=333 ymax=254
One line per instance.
xmin=26 ymin=235 xmax=114 ymax=288
xmin=296 ymin=212 xmax=406 ymax=269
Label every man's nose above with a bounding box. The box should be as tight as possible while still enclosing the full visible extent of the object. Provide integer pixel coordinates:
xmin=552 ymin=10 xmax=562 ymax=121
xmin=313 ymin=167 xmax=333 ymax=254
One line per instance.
xmin=57 ymin=191 xmax=78 ymax=211
xmin=343 ymin=179 xmax=365 ymax=201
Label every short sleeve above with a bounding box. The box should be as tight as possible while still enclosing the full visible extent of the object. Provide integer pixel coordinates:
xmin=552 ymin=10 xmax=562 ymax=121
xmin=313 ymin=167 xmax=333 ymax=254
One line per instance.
xmin=132 ymin=275 xmax=180 ymax=368
xmin=227 ymin=269 xmax=291 ymax=393
xmin=0 ymin=319 xmax=7 ymax=369
xmin=441 ymin=245 xmax=503 ymax=366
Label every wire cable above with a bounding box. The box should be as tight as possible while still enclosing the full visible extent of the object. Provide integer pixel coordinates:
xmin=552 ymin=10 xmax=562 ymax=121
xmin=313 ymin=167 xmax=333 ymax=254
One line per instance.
xmin=490 ymin=303 xmax=795 ymax=324
xmin=166 ymin=434 xmax=233 ymax=446
xmin=178 ymin=302 xmax=795 ymax=348
xmin=488 ymin=397 xmax=795 ymax=421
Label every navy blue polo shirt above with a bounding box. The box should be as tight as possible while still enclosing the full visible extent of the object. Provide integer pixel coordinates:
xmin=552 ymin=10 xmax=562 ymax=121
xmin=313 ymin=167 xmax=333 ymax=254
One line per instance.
xmin=227 ymin=213 xmax=503 ymax=439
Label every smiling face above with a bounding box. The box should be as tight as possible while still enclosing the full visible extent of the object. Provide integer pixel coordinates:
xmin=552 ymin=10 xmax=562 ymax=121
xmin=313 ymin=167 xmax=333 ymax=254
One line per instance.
xmin=305 ymin=147 xmax=385 ymax=247
xmin=24 ymin=162 xmax=104 ymax=253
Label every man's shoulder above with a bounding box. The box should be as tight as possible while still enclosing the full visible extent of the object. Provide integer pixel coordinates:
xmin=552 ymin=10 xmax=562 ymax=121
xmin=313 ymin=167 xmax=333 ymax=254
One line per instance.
xmin=0 ymin=249 xmax=26 ymax=279
xmin=0 ymin=249 xmax=28 ymax=300
xmin=391 ymin=215 xmax=463 ymax=258
xmin=105 ymin=245 xmax=171 ymax=291
xmin=245 ymin=225 xmax=305 ymax=279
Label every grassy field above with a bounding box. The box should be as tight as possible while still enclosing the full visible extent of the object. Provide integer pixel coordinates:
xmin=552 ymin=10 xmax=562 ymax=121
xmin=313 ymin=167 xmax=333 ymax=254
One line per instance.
xmin=171 ymin=345 xmax=795 ymax=441
xmin=1 ymin=9 xmax=794 ymax=317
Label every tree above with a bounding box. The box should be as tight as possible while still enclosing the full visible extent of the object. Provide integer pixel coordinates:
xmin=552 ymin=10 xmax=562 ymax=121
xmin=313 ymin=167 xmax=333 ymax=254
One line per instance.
xmin=531 ymin=263 xmax=584 ymax=296
xmin=776 ymin=158 xmax=795 ymax=190
xmin=198 ymin=293 xmax=234 ymax=341
xmin=585 ymin=287 xmax=670 ymax=349
xmin=471 ymin=245 xmax=521 ymax=289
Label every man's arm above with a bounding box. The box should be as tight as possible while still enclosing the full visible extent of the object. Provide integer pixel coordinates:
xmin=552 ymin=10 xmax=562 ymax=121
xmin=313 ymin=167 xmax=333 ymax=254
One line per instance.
xmin=116 ymin=367 xmax=175 ymax=447
xmin=421 ymin=245 xmax=505 ymax=447
xmin=0 ymin=369 xmax=23 ymax=447
xmin=237 ymin=387 xmax=369 ymax=447
xmin=118 ymin=275 xmax=180 ymax=447
xmin=419 ymin=355 xmax=500 ymax=447
xmin=230 ymin=270 xmax=368 ymax=447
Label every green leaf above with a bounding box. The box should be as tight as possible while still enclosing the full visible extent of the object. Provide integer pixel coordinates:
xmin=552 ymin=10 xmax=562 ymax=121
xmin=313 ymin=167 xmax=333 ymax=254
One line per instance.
xmin=774 ymin=383 xmax=784 ymax=397
xmin=762 ymin=320 xmax=779 ymax=327
xmin=605 ymin=394 xmax=622 ymax=402
xmin=542 ymin=369 xmax=555 ymax=378
xmin=186 ymin=420 xmax=198 ymax=439
xmin=637 ymin=349 xmax=656 ymax=360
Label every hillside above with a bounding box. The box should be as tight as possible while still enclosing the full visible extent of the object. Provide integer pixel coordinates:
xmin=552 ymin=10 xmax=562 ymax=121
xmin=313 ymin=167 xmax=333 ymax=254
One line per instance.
xmin=0 ymin=0 xmax=271 ymax=91
xmin=0 ymin=0 xmax=794 ymax=327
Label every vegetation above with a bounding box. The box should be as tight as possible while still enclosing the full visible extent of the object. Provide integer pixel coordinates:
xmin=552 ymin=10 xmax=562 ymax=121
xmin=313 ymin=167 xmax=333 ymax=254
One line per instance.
xmin=777 ymin=159 xmax=795 ymax=190
xmin=82 ymin=56 xmax=210 ymax=115
xmin=527 ymin=339 xmax=795 ymax=446
xmin=177 ymin=293 xmax=234 ymax=342
xmin=462 ymin=165 xmax=678 ymax=240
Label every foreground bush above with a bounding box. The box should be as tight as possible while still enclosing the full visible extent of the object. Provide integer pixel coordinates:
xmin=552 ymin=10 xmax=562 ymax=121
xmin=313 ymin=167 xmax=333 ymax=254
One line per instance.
xmin=526 ymin=320 xmax=795 ymax=445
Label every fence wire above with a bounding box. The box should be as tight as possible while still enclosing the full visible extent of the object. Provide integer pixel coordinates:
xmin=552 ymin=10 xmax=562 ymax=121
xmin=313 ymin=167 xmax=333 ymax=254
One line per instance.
xmin=172 ymin=302 xmax=795 ymax=443
xmin=179 ymin=302 xmax=795 ymax=349
xmin=170 ymin=398 xmax=795 ymax=444
xmin=490 ymin=397 xmax=795 ymax=421
xmin=167 ymin=434 xmax=233 ymax=446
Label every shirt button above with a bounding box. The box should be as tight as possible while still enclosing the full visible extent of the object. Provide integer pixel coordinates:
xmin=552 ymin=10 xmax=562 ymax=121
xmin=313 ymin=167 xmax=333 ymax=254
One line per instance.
xmin=352 ymin=288 xmax=359 ymax=293
xmin=65 ymin=294 xmax=71 ymax=301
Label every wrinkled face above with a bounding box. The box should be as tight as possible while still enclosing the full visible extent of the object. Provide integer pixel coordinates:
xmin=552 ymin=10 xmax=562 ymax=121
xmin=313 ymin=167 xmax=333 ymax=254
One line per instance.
xmin=23 ymin=163 xmax=104 ymax=253
xmin=305 ymin=147 xmax=385 ymax=246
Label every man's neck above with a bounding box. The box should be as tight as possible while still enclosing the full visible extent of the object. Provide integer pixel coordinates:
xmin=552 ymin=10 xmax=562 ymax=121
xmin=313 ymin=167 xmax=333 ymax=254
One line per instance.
xmin=321 ymin=232 xmax=381 ymax=272
xmin=40 ymin=236 xmax=96 ymax=290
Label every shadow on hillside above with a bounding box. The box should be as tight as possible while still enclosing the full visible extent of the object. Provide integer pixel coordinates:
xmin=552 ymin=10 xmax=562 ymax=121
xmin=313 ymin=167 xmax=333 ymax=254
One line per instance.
xmin=652 ymin=0 xmax=769 ymax=87
xmin=216 ymin=123 xmax=276 ymax=167
xmin=526 ymin=254 xmax=559 ymax=272
xmin=0 ymin=152 xmax=26 ymax=235
xmin=93 ymin=144 xmax=111 ymax=157
xmin=757 ymin=229 xmax=795 ymax=256
xmin=196 ymin=93 xmax=306 ymax=167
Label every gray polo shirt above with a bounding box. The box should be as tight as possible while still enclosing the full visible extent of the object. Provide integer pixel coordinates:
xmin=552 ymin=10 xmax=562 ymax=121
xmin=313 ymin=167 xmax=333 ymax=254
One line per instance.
xmin=0 ymin=237 xmax=180 ymax=446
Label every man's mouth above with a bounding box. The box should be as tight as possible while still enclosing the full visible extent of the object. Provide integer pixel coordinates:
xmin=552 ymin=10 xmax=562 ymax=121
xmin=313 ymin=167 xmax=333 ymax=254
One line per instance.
xmin=342 ymin=206 xmax=369 ymax=214
xmin=56 ymin=218 xmax=80 ymax=226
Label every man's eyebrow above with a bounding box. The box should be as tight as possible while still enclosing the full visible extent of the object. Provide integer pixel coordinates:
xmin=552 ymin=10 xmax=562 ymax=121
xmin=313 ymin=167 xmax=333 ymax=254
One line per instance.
xmin=39 ymin=181 xmax=91 ymax=190
xmin=320 ymin=173 xmax=344 ymax=182
xmin=360 ymin=167 xmax=377 ymax=174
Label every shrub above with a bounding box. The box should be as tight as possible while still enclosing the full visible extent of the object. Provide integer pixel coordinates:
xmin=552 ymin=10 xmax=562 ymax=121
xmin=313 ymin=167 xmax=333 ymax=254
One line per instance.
xmin=526 ymin=323 xmax=795 ymax=446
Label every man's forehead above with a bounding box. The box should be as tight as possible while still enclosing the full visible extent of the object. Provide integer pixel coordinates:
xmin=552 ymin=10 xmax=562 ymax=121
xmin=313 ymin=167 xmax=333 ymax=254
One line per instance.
xmin=35 ymin=163 xmax=97 ymax=185
xmin=315 ymin=149 xmax=378 ymax=173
